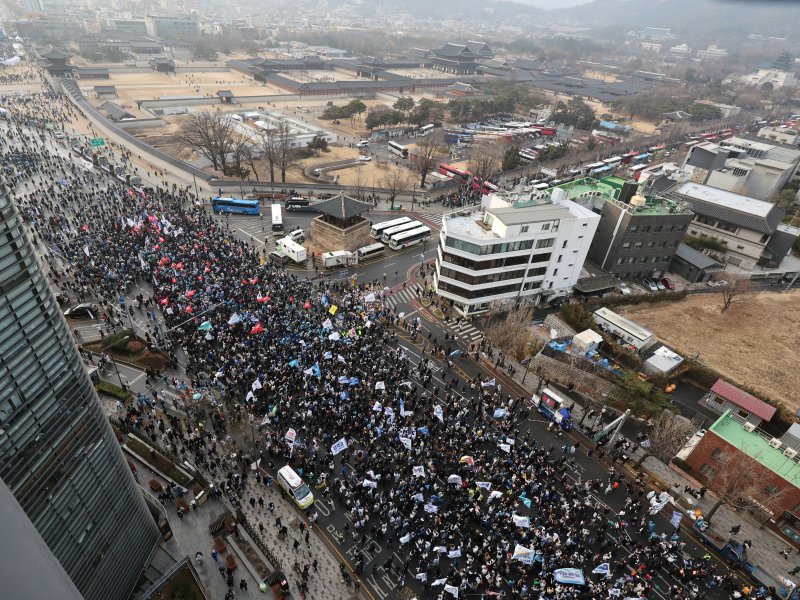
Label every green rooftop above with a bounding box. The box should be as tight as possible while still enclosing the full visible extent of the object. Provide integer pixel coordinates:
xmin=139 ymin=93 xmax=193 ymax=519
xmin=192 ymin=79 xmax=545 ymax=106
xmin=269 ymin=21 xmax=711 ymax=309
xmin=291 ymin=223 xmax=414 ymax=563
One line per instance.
xmin=709 ymin=410 xmax=800 ymax=487
xmin=554 ymin=177 xmax=691 ymax=216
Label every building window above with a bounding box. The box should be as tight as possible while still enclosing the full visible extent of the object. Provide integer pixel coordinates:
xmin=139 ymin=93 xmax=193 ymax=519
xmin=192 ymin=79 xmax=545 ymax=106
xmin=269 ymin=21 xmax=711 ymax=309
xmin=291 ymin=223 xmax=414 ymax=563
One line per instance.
xmin=629 ymin=226 xmax=639 ymax=233
xmin=622 ymin=242 xmax=631 ymax=249
xmin=527 ymin=266 xmax=547 ymax=277
xmin=552 ymin=268 xmax=558 ymax=276
xmin=700 ymin=464 xmax=716 ymax=477
xmin=557 ymin=255 xmax=562 ymax=263
xmin=711 ymin=448 xmax=723 ymax=460
xmin=562 ymin=240 xmax=568 ymax=249
xmin=536 ymin=238 xmax=555 ymax=249
xmin=736 ymin=245 xmax=744 ymax=250
xmin=541 ymin=223 xmax=550 ymax=231
xmin=520 ymin=225 xmax=529 ymax=234
xmin=616 ymin=258 xmax=625 ymax=265
xmin=709 ymin=395 xmax=723 ymax=405
xmin=633 ymin=242 xmax=643 ymax=249
xmin=738 ymin=409 xmax=750 ymax=419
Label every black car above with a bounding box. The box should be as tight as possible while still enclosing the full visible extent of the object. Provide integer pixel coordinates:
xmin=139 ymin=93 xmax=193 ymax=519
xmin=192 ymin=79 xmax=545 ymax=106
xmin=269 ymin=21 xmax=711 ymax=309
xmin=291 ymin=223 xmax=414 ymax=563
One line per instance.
xmin=63 ymin=303 xmax=99 ymax=319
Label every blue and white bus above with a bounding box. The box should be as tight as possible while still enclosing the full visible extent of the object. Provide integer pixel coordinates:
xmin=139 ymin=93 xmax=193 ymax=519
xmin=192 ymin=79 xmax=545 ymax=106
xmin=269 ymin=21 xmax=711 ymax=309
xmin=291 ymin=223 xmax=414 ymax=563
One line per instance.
xmin=388 ymin=225 xmax=431 ymax=250
xmin=418 ymin=124 xmax=435 ymax=136
xmin=212 ymin=197 xmax=261 ymax=215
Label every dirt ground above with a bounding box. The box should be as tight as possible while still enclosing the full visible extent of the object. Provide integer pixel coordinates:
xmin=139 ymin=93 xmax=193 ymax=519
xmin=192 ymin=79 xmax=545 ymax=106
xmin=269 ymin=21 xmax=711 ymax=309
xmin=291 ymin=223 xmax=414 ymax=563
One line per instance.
xmin=624 ymin=291 xmax=800 ymax=411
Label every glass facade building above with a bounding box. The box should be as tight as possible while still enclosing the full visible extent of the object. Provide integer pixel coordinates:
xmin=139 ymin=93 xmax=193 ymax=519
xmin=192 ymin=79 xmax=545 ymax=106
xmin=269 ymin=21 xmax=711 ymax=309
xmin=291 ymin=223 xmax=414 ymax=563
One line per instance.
xmin=0 ymin=184 xmax=160 ymax=600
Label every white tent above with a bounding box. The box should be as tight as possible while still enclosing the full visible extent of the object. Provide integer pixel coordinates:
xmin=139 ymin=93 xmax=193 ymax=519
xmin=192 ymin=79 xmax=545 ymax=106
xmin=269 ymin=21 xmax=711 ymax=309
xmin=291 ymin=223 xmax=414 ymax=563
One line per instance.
xmin=573 ymin=329 xmax=603 ymax=353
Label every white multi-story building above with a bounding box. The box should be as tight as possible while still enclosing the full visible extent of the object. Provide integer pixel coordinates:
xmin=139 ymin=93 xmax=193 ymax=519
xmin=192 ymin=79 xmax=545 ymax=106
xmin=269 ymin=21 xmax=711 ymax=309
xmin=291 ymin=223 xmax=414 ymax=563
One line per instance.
xmin=433 ymin=190 xmax=600 ymax=317
xmin=697 ymin=44 xmax=728 ymax=60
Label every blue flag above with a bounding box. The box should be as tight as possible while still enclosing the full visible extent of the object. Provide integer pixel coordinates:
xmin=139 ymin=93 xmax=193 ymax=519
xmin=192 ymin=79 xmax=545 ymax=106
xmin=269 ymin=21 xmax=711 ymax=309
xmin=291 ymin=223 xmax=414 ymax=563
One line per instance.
xmin=417 ymin=427 xmax=430 ymax=436
xmin=520 ymin=496 xmax=532 ymax=509
xmin=338 ymin=376 xmax=350 ymax=384
xmin=311 ymin=363 xmax=321 ymax=378
xmin=198 ymin=321 xmax=213 ymax=331
xmin=592 ymin=563 xmax=610 ymax=576
xmin=349 ymin=376 xmax=360 ymax=386
xmin=554 ymin=568 xmax=585 ymax=585
xmin=288 ymin=359 xmax=299 ymax=368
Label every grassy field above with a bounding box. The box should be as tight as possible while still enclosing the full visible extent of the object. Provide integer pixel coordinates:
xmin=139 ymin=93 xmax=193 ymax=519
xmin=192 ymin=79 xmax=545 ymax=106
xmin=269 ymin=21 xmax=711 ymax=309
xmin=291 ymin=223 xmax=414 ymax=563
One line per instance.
xmin=624 ymin=291 xmax=800 ymax=412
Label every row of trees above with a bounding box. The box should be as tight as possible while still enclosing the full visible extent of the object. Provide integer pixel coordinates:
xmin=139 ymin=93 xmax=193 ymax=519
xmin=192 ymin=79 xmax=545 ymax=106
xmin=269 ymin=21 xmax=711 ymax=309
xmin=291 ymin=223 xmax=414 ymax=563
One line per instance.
xmin=550 ymin=98 xmax=598 ymax=131
xmin=178 ymin=111 xmax=301 ymax=183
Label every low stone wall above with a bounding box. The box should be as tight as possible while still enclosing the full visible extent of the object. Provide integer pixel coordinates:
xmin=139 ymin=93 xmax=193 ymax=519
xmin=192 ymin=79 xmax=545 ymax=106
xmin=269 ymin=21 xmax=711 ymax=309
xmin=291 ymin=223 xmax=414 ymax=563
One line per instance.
xmin=311 ymin=217 xmax=371 ymax=253
xmin=543 ymin=313 xmax=576 ymax=338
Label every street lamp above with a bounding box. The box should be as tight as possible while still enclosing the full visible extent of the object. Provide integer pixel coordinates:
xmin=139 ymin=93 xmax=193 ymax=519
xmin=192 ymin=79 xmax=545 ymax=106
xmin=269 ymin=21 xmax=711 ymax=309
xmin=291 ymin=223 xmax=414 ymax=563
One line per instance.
xmin=103 ymin=335 xmax=130 ymax=391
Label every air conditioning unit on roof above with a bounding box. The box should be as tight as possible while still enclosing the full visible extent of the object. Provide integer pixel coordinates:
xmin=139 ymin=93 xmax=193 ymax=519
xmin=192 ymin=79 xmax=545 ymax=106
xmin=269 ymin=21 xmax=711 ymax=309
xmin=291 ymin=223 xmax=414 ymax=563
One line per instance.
xmin=743 ymin=422 xmax=756 ymax=432
xmin=769 ymin=438 xmax=782 ymax=449
xmin=784 ymin=448 xmax=797 ymax=459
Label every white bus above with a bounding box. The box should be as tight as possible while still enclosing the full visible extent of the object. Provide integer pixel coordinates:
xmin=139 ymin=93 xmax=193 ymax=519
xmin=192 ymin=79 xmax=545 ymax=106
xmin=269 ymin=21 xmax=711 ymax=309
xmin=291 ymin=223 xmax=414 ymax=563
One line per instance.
xmin=388 ymin=225 xmax=431 ymax=250
xmin=532 ymin=182 xmax=550 ymax=191
xmin=271 ymin=203 xmax=283 ymax=232
xmin=370 ymin=216 xmax=412 ymax=239
xmin=381 ymin=220 xmax=423 ymax=243
xmin=519 ymin=149 xmax=538 ymax=162
xmin=418 ymin=124 xmax=435 ymax=136
xmin=356 ymin=242 xmax=385 ymax=262
xmin=603 ymin=156 xmax=623 ymax=167
xmin=388 ymin=141 xmax=409 ymax=158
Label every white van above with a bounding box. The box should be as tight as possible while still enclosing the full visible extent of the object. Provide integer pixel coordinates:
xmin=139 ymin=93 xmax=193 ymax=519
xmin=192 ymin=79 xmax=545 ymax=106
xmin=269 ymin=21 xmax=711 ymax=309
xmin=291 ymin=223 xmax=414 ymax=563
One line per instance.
xmin=277 ymin=465 xmax=314 ymax=509
xmin=356 ymin=140 xmax=369 ymax=149
xmin=286 ymin=228 xmax=305 ymax=244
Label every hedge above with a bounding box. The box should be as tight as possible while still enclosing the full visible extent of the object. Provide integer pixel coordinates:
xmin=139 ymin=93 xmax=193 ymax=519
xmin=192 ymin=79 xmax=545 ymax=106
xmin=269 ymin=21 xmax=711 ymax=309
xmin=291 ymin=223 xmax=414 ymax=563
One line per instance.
xmin=126 ymin=436 xmax=193 ymax=486
xmin=95 ymin=381 xmax=131 ymax=400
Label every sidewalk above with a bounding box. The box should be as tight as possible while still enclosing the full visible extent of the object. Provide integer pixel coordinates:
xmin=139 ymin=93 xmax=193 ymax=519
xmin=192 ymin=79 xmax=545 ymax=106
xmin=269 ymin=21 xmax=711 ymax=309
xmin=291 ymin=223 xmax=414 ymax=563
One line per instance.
xmin=638 ymin=455 xmax=799 ymax=588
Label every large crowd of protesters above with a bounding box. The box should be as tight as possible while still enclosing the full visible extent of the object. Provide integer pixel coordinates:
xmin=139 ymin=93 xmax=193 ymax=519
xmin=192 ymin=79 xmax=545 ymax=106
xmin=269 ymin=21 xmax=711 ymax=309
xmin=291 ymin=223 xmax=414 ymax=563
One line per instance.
xmin=0 ymin=76 xmax=774 ymax=600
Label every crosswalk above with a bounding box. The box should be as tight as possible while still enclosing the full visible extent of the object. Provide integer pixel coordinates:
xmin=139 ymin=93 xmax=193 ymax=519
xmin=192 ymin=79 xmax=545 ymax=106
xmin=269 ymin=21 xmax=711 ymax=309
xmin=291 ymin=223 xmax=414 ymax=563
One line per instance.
xmin=385 ymin=283 xmax=422 ymax=310
xmin=417 ymin=213 xmax=443 ymax=229
xmin=449 ymin=318 xmax=484 ymax=343
xmin=385 ymin=284 xmax=484 ymax=343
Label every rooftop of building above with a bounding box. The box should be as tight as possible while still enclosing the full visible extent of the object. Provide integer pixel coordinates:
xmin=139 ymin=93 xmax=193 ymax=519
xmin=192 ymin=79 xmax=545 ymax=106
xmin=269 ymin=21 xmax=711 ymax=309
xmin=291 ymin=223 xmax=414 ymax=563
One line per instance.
xmin=709 ymin=410 xmax=800 ymax=487
xmin=673 ymin=182 xmax=783 ymax=228
xmin=442 ymin=197 xmax=579 ymax=240
xmin=555 ymin=177 xmax=691 ymax=216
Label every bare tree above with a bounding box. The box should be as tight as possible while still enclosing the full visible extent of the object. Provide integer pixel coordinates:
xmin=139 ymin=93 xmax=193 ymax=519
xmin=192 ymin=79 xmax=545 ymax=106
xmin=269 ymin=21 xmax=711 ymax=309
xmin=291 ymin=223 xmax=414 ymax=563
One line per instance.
xmin=241 ymin=143 xmax=260 ymax=182
xmin=380 ymin=168 xmax=410 ymax=210
xmin=468 ymin=142 xmax=503 ymax=183
xmin=258 ymin=127 xmax=279 ymax=183
xmin=483 ymin=305 xmax=533 ymax=365
xmin=704 ymin=451 xmax=787 ymax=522
xmin=177 ymin=111 xmax=234 ymax=171
xmin=275 ymin=120 xmax=296 ymax=184
xmin=229 ymin=132 xmax=255 ymax=177
xmin=714 ymin=273 xmax=754 ymax=313
xmin=413 ymin=131 xmax=445 ymax=188
xmin=635 ymin=409 xmax=694 ymax=466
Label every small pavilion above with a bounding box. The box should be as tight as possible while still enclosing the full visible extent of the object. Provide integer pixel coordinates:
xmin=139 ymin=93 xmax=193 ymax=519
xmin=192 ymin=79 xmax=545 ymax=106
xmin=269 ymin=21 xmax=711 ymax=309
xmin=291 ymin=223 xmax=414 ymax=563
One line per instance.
xmin=310 ymin=194 xmax=373 ymax=253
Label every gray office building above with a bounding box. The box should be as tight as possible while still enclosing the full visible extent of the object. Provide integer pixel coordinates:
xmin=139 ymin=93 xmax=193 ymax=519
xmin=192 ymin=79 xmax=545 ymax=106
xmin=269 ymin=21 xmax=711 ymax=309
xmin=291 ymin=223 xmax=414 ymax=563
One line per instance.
xmin=0 ymin=182 xmax=160 ymax=600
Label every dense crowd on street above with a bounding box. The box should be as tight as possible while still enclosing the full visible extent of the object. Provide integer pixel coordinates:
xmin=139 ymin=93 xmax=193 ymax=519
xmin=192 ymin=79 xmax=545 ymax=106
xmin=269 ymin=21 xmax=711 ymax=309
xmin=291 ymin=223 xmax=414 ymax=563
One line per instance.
xmin=0 ymin=84 xmax=779 ymax=600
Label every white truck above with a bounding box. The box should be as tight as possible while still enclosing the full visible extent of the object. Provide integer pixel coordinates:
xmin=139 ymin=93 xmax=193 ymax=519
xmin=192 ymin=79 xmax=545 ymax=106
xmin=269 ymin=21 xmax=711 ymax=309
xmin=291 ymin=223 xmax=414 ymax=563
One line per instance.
xmin=276 ymin=237 xmax=307 ymax=264
xmin=321 ymin=250 xmax=354 ymax=268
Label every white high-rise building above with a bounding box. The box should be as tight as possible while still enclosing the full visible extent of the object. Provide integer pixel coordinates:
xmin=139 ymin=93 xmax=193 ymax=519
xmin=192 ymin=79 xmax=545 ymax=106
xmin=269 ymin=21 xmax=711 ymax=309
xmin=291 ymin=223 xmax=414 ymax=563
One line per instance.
xmin=433 ymin=189 xmax=599 ymax=317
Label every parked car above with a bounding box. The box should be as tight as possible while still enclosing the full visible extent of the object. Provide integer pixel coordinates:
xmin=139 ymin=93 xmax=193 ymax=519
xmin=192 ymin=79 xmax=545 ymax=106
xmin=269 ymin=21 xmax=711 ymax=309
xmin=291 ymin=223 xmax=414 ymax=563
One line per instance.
xmin=655 ymin=279 xmax=666 ymax=291
xmin=63 ymin=303 xmax=99 ymax=319
xmin=357 ymin=155 xmax=372 ymax=162
xmin=619 ymin=283 xmax=632 ymax=295
xmin=707 ymin=280 xmax=720 ymax=288
xmin=642 ymin=279 xmax=659 ymax=292
xmin=661 ymin=277 xmax=676 ymax=290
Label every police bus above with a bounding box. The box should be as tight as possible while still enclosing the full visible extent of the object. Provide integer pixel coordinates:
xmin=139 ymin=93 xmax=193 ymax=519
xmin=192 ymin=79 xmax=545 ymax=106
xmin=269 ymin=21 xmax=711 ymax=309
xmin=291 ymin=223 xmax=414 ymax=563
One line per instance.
xmin=271 ymin=203 xmax=283 ymax=232
xmin=356 ymin=243 xmax=385 ymax=262
xmin=370 ymin=216 xmax=412 ymax=239
xmin=388 ymin=141 xmax=409 ymax=158
xmin=388 ymin=225 xmax=431 ymax=250
xmin=381 ymin=220 xmax=423 ymax=243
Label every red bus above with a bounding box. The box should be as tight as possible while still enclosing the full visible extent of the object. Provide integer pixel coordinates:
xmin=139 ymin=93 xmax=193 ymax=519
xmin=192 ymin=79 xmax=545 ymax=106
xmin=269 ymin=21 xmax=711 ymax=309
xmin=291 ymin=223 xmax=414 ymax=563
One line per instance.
xmin=538 ymin=127 xmax=557 ymax=136
xmin=439 ymin=163 xmax=470 ymax=181
xmin=621 ymin=151 xmax=639 ymax=164
xmin=472 ymin=178 xmax=499 ymax=194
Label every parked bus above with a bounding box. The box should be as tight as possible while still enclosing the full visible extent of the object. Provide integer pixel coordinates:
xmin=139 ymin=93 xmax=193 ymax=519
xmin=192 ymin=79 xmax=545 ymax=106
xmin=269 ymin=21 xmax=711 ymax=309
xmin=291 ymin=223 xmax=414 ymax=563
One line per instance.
xmin=212 ymin=197 xmax=261 ymax=215
xmin=418 ymin=124 xmax=435 ymax=136
xmin=472 ymin=178 xmax=499 ymax=194
xmin=629 ymin=164 xmax=648 ymax=179
xmin=532 ymin=182 xmax=550 ymax=192
xmin=438 ymin=162 xmax=470 ymax=181
xmin=381 ymin=220 xmax=423 ymax=243
xmin=370 ymin=216 xmax=412 ymax=239
xmin=519 ymin=150 xmax=538 ymax=162
xmin=603 ymin=156 xmax=623 ymax=168
xmin=388 ymin=141 xmax=409 ymax=158
xmin=388 ymin=225 xmax=431 ymax=250
xmin=356 ymin=243 xmax=385 ymax=262
xmin=271 ymin=203 xmax=284 ymax=232
xmin=584 ymin=161 xmax=605 ymax=172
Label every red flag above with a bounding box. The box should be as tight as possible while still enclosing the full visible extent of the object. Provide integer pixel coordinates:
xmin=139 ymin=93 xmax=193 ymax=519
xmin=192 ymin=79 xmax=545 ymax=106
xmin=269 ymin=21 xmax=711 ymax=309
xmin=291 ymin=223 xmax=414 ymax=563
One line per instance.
xmin=159 ymin=298 xmax=168 ymax=305
xmin=250 ymin=322 xmax=264 ymax=335
xmin=249 ymin=277 xmax=259 ymax=285
xmin=174 ymin=262 xmax=184 ymax=269
xmin=186 ymin=306 xmax=194 ymax=313
xmin=80 ymin=224 xmax=90 ymax=232
xmin=186 ymin=290 xmax=196 ymax=298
